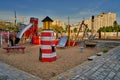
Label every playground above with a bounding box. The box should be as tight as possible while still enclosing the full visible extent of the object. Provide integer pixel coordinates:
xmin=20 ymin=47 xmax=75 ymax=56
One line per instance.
xmin=0 ymin=42 xmax=100 ymax=80
xmin=0 ymin=16 xmax=120 ymax=80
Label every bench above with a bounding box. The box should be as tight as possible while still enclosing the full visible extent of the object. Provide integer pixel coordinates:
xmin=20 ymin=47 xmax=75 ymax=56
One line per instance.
xmin=3 ymin=46 xmax=26 ymax=53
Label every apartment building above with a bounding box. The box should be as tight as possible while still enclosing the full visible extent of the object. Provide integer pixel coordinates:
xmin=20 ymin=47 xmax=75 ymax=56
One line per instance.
xmin=52 ymin=19 xmax=66 ymax=29
xmin=84 ymin=12 xmax=116 ymax=32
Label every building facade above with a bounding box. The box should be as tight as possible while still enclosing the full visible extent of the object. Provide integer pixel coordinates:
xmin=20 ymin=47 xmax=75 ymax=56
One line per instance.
xmin=84 ymin=12 xmax=116 ymax=32
xmin=52 ymin=19 xmax=66 ymax=29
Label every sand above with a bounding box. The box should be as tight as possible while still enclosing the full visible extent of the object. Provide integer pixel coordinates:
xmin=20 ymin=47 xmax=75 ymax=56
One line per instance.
xmin=0 ymin=43 xmax=100 ymax=80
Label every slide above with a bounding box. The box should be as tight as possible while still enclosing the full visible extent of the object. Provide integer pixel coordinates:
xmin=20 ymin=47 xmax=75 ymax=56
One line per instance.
xmin=15 ymin=23 xmax=33 ymax=44
xmin=57 ymin=36 xmax=68 ymax=47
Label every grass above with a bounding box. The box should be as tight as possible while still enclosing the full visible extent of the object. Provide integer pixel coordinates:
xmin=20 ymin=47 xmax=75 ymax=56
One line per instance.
xmin=102 ymin=49 xmax=109 ymax=53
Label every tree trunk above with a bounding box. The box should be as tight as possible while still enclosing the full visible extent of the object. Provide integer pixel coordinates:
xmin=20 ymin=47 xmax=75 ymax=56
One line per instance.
xmin=116 ymin=31 xmax=118 ymax=37
xmin=98 ymin=31 xmax=101 ymax=39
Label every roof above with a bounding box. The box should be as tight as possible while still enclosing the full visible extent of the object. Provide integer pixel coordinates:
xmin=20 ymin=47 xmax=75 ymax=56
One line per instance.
xmin=42 ymin=16 xmax=53 ymax=22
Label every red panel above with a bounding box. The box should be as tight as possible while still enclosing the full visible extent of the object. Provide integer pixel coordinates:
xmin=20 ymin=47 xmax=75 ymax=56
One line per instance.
xmin=51 ymin=57 xmax=57 ymax=61
xmin=41 ymin=32 xmax=53 ymax=37
xmin=41 ymin=57 xmax=57 ymax=62
xmin=32 ymin=36 xmax=41 ymax=45
xmin=41 ymin=49 xmax=52 ymax=53
xmin=25 ymin=17 xmax=38 ymax=37
xmin=41 ymin=41 xmax=54 ymax=45
xmin=54 ymin=39 xmax=59 ymax=45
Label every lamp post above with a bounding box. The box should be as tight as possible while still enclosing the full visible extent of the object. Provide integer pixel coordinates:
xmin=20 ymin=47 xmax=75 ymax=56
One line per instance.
xmin=68 ymin=16 xmax=70 ymax=46
xmin=91 ymin=16 xmax=94 ymax=35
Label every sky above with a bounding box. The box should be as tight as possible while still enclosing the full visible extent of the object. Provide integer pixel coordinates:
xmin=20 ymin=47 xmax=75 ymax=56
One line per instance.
xmin=0 ymin=0 xmax=120 ymax=27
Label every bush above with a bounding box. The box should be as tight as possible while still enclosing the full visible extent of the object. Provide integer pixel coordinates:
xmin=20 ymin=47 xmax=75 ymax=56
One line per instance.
xmin=102 ymin=49 xmax=108 ymax=53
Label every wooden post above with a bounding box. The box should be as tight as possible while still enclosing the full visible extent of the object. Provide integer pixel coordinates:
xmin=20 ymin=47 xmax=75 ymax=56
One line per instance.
xmin=8 ymin=31 xmax=10 ymax=47
xmin=68 ymin=16 xmax=70 ymax=46
xmin=91 ymin=16 xmax=94 ymax=35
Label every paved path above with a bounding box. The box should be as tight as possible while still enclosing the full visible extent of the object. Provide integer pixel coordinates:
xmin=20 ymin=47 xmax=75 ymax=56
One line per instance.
xmin=51 ymin=46 xmax=120 ymax=80
xmin=0 ymin=61 xmax=42 ymax=80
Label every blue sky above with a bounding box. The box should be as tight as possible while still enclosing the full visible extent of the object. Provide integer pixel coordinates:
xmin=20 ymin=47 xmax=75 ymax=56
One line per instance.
xmin=0 ymin=0 xmax=120 ymax=26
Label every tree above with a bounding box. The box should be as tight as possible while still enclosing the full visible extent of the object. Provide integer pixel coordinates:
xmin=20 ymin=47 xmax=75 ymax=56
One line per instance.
xmin=113 ymin=20 xmax=119 ymax=36
xmin=113 ymin=20 xmax=118 ymax=26
xmin=62 ymin=25 xmax=68 ymax=33
xmin=73 ymin=27 xmax=77 ymax=33
xmin=7 ymin=26 xmax=15 ymax=32
xmin=114 ymin=25 xmax=119 ymax=36
xmin=51 ymin=25 xmax=64 ymax=39
xmin=105 ymin=26 xmax=109 ymax=32
xmin=86 ymin=28 xmax=91 ymax=32
xmin=109 ymin=26 xmax=113 ymax=32
xmin=38 ymin=27 xmax=42 ymax=33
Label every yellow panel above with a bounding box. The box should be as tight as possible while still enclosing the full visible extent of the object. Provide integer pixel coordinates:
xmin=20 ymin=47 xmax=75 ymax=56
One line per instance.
xmin=43 ymin=21 xmax=52 ymax=29
xmin=43 ymin=22 xmax=46 ymax=29
xmin=46 ymin=22 xmax=48 ymax=29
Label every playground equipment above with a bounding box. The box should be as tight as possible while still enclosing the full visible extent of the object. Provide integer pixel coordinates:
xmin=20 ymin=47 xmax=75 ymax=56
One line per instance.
xmin=0 ymin=31 xmax=14 ymax=47
xmin=15 ymin=24 xmax=33 ymax=44
xmin=72 ymin=20 xmax=88 ymax=46
xmin=25 ymin=17 xmax=38 ymax=37
xmin=15 ymin=17 xmax=39 ymax=45
xmin=0 ymin=32 xmax=2 ymax=47
xmin=0 ymin=28 xmax=3 ymax=47
xmin=57 ymin=36 xmax=68 ymax=47
xmin=56 ymin=20 xmax=88 ymax=47
xmin=39 ymin=16 xmax=57 ymax=62
xmin=0 ymin=17 xmax=39 ymax=46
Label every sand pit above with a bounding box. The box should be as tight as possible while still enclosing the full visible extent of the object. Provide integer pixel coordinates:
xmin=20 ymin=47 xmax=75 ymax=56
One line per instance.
xmin=0 ymin=43 xmax=100 ymax=80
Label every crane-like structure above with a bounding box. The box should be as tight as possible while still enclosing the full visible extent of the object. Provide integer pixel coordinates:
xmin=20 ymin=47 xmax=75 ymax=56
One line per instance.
xmin=72 ymin=20 xmax=88 ymax=46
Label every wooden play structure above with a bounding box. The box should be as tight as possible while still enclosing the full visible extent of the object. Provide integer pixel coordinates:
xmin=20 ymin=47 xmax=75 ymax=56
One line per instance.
xmin=72 ymin=20 xmax=88 ymax=46
xmin=57 ymin=20 xmax=89 ymax=47
xmin=1 ymin=17 xmax=40 ymax=53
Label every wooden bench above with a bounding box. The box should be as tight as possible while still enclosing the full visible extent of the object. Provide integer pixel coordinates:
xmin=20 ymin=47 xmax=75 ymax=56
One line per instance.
xmin=3 ymin=46 xmax=26 ymax=53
